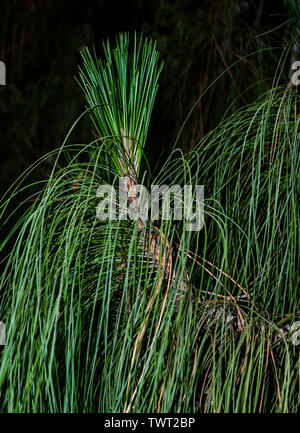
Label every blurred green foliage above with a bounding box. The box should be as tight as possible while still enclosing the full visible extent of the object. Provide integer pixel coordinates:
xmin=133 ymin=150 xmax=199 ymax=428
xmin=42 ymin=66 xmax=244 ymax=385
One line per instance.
xmin=0 ymin=0 xmax=297 ymax=194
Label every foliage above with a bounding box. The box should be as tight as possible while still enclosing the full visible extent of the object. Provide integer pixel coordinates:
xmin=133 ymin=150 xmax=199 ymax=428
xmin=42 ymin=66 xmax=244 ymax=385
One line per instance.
xmin=0 ymin=33 xmax=299 ymax=413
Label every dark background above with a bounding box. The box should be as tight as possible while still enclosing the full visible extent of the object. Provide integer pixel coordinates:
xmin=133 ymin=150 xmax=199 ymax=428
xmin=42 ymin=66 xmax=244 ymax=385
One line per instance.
xmin=0 ymin=0 xmax=296 ymax=196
